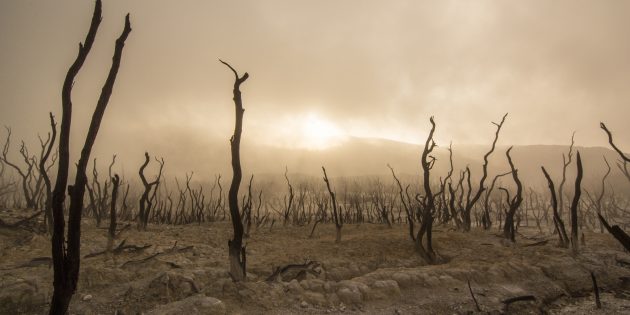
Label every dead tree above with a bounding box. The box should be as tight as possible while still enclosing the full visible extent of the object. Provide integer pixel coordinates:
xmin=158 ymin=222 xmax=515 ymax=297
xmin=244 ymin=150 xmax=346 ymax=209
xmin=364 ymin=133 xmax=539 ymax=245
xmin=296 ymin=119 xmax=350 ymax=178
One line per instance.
xmin=220 ymin=59 xmax=249 ymax=281
xmin=462 ymin=113 xmax=508 ymax=231
xmin=137 ymin=152 xmax=163 ymax=230
xmin=416 ymin=117 xmax=437 ymax=263
xmin=2 ymin=128 xmax=37 ymax=208
xmin=482 ymin=171 xmax=511 ymax=230
xmin=558 ymin=133 xmax=575 ymax=218
xmin=388 ymin=164 xmax=415 ymax=241
xmin=107 ymin=174 xmax=120 ymax=251
xmin=322 ymin=166 xmax=343 ymax=243
xmin=39 ymin=113 xmax=57 ymax=233
xmin=601 ymin=122 xmax=630 ymax=182
xmin=49 ymin=1 xmax=131 ymax=313
xmin=570 ymin=152 xmax=583 ymax=253
xmin=598 ymin=213 xmax=630 ymax=251
xmin=541 ymin=166 xmax=570 ymax=247
xmin=283 ymin=167 xmax=294 ymax=226
xmin=502 ymin=147 xmax=523 ymax=242
xmin=595 ymin=157 xmax=611 ymax=233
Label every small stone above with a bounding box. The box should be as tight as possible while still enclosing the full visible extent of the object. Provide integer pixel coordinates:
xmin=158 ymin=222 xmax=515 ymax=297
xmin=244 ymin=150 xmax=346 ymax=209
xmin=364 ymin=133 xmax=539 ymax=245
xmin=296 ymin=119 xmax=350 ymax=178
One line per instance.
xmin=300 ymin=301 xmax=309 ymax=308
xmin=339 ymin=302 xmax=346 ymax=311
xmin=82 ymin=294 xmax=93 ymax=301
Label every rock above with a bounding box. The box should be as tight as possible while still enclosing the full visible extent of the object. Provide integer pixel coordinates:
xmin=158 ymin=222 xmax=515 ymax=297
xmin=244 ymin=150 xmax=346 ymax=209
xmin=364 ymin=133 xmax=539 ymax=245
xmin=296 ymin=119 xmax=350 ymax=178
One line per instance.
xmin=337 ymin=287 xmax=362 ymax=304
xmin=369 ymin=280 xmax=400 ymax=300
xmin=82 ymin=294 xmax=93 ymax=301
xmin=146 ymin=294 xmax=226 ymax=315
xmin=307 ymin=279 xmax=326 ymax=293
xmin=392 ymin=272 xmax=413 ymax=288
xmin=300 ymin=300 xmax=309 ymax=308
xmin=302 ymin=291 xmax=327 ymax=305
xmin=287 ymin=279 xmax=304 ymax=294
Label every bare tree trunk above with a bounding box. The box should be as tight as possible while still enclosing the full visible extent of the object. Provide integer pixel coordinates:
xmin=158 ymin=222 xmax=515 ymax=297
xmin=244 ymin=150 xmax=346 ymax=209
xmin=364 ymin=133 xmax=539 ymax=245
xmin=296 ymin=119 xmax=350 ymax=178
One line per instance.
xmin=558 ymin=133 xmax=575 ymax=219
xmin=137 ymin=153 xmax=163 ymax=230
xmin=107 ymin=174 xmax=120 ymax=251
xmin=220 ymin=59 xmax=249 ymax=281
xmin=416 ymin=117 xmax=437 ymax=263
xmin=462 ymin=114 xmax=508 ymax=231
xmin=40 ymin=113 xmax=57 ymax=234
xmin=50 ymin=2 xmax=131 ymax=313
xmin=570 ymin=152 xmax=583 ymax=253
xmin=322 ymin=167 xmax=343 ymax=243
xmin=502 ymin=147 xmax=523 ymax=242
xmin=541 ymin=166 xmax=569 ymax=247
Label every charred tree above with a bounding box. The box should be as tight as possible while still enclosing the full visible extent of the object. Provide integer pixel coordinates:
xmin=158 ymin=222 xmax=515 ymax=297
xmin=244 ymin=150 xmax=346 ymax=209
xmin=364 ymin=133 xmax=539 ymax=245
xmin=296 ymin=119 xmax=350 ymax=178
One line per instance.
xmin=558 ymin=133 xmax=575 ymax=218
xmin=482 ymin=171 xmax=511 ymax=230
xmin=462 ymin=114 xmax=508 ymax=231
xmin=107 ymin=174 xmax=120 ymax=250
xmin=541 ymin=166 xmax=570 ymax=247
xmin=49 ymin=1 xmax=131 ymax=313
xmin=570 ymin=152 xmax=583 ymax=253
xmin=1 ymin=128 xmax=37 ymax=208
xmin=220 ymin=59 xmax=249 ymax=281
xmin=322 ymin=167 xmax=343 ymax=243
xmin=40 ymin=113 xmax=57 ymax=233
xmin=283 ymin=167 xmax=294 ymax=226
xmin=137 ymin=152 xmax=163 ymax=230
xmin=502 ymin=147 xmax=523 ymax=242
xmin=388 ymin=164 xmax=415 ymax=241
xmin=416 ymin=117 xmax=438 ymax=263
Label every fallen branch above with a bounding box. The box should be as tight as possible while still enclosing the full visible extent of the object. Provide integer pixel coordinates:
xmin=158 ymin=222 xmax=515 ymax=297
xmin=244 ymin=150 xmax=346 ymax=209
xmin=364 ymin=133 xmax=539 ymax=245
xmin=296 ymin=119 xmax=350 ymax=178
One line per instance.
xmin=522 ymin=240 xmax=549 ymax=247
xmin=598 ymin=213 xmax=630 ymax=251
xmin=0 ymin=211 xmax=44 ymax=230
xmin=84 ymin=238 xmax=152 ymax=258
xmin=120 ymin=252 xmax=161 ymax=268
xmin=502 ymin=295 xmax=536 ymax=305
xmin=265 ymin=260 xmax=321 ymax=282
xmin=119 ymin=242 xmax=193 ymax=267
xmin=467 ymin=279 xmax=481 ymax=312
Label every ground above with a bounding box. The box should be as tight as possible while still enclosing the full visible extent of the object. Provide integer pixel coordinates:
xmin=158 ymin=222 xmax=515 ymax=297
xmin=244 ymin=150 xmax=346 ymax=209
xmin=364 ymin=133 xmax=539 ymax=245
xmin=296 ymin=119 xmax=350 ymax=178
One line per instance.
xmin=2 ymin=211 xmax=630 ymax=314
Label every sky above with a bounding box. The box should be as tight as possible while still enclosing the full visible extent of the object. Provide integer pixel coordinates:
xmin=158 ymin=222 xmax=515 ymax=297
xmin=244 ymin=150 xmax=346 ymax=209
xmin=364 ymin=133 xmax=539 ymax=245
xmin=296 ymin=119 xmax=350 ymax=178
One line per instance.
xmin=1 ymin=0 xmax=630 ymax=175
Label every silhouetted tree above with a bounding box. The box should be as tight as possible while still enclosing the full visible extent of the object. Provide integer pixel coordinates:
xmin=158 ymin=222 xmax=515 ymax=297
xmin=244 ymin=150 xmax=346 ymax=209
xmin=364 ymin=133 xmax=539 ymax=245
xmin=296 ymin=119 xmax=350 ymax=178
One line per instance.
xmin=541 ymin=166 xmax=569 ymax=247
xmin=108 ymin=174 xmax=120 ymax=251
xmin=388 ymin=164 xmax=414 ymax=241
xmin=1 ymin=128 xmax=37 ymax=208
xmin=322 ymin=166 xmax=343 ymax=243
xmin=39 ymin=113 xmax=57 ymax=233
xmin=461 ymin=113 xmax=508 ymax=231
xmin=416 ymin=117 xmax=437 ymax=263
xmin=49 ymin=1 xmax=131 ymax=313
xmin=283 ymin=167 xmax=294 ymax=226
xmin=502 ymin=147 xmax=523 ymax=242
xmin=558 ymin=133 xmax=575 ymax=217
xmin=137 ymin=152 xmax=164 ymax=230
xmin=600 ymin=122 xmax=630 ymax=183
xmin=570 ymin=152 xmax=583 ymax=253
xmin=220 ymin=59 xmax=249 ymax=281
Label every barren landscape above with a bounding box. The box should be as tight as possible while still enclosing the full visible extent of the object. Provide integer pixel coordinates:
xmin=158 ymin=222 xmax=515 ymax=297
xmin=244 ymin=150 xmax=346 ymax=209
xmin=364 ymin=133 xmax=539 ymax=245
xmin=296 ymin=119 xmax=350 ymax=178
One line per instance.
xmin=2 ymin=211 xmax=630 ymax=315
xmin=3 ymin=1 xmax=630 ymax=314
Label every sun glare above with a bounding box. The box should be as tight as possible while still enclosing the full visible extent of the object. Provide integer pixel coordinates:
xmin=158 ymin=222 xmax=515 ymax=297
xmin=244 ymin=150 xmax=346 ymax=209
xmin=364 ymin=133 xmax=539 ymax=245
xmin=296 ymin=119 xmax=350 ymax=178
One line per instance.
xmin=264 ymin=112 xmax=347 ymax=150
xmin=300 ymin=113 xmax=346 ymax=150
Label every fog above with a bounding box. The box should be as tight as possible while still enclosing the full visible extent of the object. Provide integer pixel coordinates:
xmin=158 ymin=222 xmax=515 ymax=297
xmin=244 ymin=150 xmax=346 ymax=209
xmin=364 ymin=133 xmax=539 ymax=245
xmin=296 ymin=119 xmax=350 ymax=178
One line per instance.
xmin=1 ymin=0 xmax=629 ymax=178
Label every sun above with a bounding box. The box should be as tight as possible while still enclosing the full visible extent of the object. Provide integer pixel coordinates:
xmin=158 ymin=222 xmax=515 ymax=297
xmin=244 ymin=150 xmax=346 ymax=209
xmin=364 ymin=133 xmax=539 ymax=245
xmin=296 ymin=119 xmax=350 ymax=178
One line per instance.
xmin=299 ymin=113 xmax=346 ymax=150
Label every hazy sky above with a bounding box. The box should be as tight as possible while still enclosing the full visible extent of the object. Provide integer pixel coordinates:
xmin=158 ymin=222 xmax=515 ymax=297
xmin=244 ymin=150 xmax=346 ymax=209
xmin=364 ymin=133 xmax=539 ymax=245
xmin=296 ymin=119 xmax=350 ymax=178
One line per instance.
xmin=1 ymin=0 xmax=630 ymax=169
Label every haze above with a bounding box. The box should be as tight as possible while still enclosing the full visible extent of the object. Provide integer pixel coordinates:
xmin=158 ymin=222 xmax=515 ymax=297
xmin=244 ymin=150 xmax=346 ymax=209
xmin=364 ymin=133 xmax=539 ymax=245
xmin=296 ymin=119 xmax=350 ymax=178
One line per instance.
xmin=1 ymin=0 xmax=629 ymax=176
